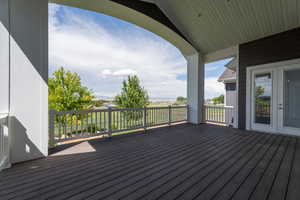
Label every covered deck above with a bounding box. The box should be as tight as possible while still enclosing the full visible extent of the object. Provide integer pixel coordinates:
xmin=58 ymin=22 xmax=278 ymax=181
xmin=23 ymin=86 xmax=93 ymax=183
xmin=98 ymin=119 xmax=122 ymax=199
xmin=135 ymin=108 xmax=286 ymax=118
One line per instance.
xmin=0 ymin=124 xmax=299 ymax=200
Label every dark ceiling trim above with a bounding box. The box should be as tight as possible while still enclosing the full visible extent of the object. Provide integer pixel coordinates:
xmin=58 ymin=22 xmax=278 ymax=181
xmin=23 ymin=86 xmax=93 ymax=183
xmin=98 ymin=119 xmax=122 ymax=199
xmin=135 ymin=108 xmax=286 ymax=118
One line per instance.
xmin=110 ymin=0 xmax=191 ymax=44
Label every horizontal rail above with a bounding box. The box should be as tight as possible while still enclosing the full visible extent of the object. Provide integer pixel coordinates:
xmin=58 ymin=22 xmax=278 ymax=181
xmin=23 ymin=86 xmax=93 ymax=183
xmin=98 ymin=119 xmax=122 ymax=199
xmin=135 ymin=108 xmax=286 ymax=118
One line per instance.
xmin=49 ymin=106 xmax=188 ymax=146
xmin=204 ymin=105 xmax=235 ymax=125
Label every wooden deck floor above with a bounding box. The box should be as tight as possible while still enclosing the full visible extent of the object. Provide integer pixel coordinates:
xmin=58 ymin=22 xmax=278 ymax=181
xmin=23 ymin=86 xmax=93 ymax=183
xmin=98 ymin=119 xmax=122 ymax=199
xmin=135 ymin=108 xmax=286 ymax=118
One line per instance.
xmin=0 ymin=124 xmax=300 ymax=200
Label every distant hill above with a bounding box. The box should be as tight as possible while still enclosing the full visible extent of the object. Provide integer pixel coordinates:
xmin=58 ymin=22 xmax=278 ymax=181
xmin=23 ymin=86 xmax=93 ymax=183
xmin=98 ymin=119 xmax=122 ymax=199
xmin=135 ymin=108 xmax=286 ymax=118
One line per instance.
xmin=94 ymin=95 xmax=177 ymax=102
xmin=150 ymin=97 xmax=176 ymax=102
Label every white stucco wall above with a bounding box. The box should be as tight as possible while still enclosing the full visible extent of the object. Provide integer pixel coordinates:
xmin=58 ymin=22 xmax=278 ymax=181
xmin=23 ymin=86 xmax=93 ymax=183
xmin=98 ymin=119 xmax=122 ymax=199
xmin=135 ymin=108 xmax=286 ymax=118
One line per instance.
xmin=9 ymin=0 xmax=48 ymax=163
xmin=0 ymin=0 xmax=9 ymax=114
xmin=0 ymin=0 xmax=11 ymax=170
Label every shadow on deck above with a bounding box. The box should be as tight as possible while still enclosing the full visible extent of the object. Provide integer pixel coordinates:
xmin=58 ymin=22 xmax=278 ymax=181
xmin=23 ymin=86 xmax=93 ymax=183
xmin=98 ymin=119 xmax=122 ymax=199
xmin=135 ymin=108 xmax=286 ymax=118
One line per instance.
xmin=0 ymin=124 xmax=299 ymax=200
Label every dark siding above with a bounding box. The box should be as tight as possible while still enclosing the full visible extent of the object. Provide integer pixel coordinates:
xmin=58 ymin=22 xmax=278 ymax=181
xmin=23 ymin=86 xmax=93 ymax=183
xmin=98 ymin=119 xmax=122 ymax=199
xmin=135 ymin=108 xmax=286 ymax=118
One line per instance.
xmin=238 ymin=28 xmax=300 ymax=129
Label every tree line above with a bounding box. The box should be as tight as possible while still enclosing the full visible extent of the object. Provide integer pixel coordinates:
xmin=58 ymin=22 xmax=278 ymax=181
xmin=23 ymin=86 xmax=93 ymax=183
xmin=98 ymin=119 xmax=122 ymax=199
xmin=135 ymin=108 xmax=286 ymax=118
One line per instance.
xmin=49 ymin=67 xmax=150 ymax=112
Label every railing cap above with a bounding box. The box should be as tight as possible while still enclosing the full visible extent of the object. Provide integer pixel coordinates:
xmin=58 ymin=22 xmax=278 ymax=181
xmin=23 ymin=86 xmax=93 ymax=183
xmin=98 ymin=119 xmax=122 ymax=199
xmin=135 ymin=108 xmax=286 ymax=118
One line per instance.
xmin=52 ymin=105 xmax=188 ymax=114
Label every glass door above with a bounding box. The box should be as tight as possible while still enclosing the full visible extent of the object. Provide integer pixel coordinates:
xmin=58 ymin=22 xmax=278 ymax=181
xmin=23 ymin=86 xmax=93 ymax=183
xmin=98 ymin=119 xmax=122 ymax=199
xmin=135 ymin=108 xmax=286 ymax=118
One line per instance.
xmin=278 ymin=67 xmax=300 ymax=136
xmin=249 ymin=63 xmax=300 ymax=136
xmin=251 ymin=71 xmax=275 ymax=133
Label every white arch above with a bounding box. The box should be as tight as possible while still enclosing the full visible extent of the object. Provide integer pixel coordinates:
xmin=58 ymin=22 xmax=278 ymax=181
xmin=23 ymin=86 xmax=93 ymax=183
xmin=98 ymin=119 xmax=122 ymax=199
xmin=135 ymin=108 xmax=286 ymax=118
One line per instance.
xmin=50 ymin=0 xmax=197 ymax=57
xmin=49 ymin=0 xmax=203 ymax=125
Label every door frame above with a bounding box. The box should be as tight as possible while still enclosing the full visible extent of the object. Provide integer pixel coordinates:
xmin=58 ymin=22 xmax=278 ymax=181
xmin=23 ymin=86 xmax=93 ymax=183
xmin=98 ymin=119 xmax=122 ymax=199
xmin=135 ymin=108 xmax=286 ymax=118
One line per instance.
xmin=246 ymin=58 xmax=300 ymax=136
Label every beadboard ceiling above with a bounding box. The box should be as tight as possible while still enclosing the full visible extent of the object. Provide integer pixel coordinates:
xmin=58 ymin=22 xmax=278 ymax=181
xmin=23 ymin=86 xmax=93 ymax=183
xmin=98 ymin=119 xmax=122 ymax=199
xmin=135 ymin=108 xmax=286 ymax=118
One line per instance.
xmin=155 ymin=0 xmax=300 ymax=54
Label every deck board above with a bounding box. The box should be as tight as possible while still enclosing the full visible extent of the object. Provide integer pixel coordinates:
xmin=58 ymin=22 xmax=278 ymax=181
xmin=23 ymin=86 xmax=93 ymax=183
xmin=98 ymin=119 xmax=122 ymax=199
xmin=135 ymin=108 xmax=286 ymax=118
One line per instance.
xmin=286 ymin=138 xmax=300 ymax=200
xmin=192 ymin=134 xmax=275 ymax=200
xmin=0 ymin=124 xmax=299 ymax=200
xmin=267 ymin=137 xmax=297 ymax=200
xmin=100 ymin=134 xmax=254 ymax=200
xmin=211 ymin=136 xmax=283 ymax=200
xmin=140 ymin=133 xmax=264 ymax=200
xmin=160 ymin=132 xmax=267 ymax=200
xmin=248 ymin=137 xmax=290 ymax=200
xmin=231 ymin=137 xmax=290 ymax=200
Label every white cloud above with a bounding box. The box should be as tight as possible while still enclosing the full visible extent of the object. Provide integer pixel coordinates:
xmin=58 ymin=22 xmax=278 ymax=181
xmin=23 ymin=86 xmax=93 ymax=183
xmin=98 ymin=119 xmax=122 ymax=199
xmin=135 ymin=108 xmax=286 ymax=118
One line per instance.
xmin=49 ymin=4 xmax=187 ymax=99
xmin=49 ymin=4 xmax=60 ymax=27
xmin=205 ymin=77 xmax=225 ymax=99
xmin=98 ymin=69 xmax=137 ymax=78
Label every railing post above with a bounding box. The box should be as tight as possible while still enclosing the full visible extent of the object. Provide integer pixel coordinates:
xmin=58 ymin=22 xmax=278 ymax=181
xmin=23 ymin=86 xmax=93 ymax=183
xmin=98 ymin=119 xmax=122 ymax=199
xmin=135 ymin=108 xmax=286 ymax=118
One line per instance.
xmin=108 ymin=107 xmax=112 ymax=138
xmin=202 ymin=105 xmax=206 ymax=123
xmin=143 ymin=106 xmax=147 ymax=132
xmin=185 ymin=105 xmax=187 ymax=122
xmin=49 ymin=109 xmax=55 ymax=148
xmin=168 ymin=105 xmax=172 ymax=126
xmin=188 ymin=105 xmax=190 ymax=122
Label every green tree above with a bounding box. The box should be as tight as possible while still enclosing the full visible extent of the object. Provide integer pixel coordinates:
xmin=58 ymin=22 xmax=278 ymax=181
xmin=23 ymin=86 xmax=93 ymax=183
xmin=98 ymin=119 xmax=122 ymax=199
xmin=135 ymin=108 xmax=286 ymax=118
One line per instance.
xmin=92 ymin=99 xmax=105 ymax=108
xmin=212 ymin=94 xmax=224 ymax=105
xmin=115 ymin=75 xmax=150 ymax=108
xmin=173 ymin=96 xmax=187 ymax=105
xmin=49 ymin=67 xmax=94 ymax=111
xmin=176 ymin=96 xmax=187 ymax=102
xmin=255 ymin=86 xmax=264 ymax=99
xmin=115 ymin=75 xmax=149 ymax=121
xmin=255 ymin=86 xmax=270 ymax=107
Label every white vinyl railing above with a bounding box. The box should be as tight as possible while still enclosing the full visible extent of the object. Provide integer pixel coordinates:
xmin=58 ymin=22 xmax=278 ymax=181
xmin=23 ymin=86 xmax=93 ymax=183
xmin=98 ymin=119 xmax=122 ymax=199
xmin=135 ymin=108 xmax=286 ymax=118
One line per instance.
xmin=49 ymin=106 xmax=188 ymax=146
xmin=0 ymin=113 xmax=10 ymax=171
xmin=204 ymin=105 xmax=235 ymax=126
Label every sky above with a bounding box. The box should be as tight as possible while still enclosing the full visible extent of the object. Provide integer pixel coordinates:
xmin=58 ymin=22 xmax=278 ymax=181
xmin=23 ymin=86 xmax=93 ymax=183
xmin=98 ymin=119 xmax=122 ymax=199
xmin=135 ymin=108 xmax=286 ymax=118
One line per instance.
xmin=49 ymin=3 xmax=229 ymax=100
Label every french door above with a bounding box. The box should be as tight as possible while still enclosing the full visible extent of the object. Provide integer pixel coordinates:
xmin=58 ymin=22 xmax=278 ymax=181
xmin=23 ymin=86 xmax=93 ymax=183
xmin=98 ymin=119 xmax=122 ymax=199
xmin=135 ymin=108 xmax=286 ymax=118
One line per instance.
xmin=248 ymin=61 xmax=300 ymax=136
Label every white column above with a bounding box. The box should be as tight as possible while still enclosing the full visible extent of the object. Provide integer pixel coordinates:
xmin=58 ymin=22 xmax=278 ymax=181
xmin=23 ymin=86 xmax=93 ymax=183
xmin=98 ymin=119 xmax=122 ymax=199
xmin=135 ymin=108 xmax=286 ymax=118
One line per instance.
xmin=9 ymin=0 xmax=48 ymax=163
xmin=187 ymin=53 xmax=205 ymax=124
